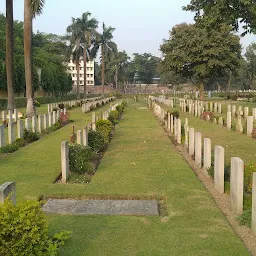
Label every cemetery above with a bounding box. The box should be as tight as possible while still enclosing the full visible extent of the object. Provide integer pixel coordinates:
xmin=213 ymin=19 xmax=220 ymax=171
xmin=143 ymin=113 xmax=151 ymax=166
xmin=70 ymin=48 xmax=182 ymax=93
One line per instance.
xmin=2 ymin=0 xmax=256 ymax=255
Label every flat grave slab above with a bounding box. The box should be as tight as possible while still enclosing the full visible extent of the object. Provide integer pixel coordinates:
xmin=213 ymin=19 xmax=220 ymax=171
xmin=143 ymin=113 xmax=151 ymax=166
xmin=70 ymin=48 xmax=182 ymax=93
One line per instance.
xmin=42 ymin=199 xmax=159 ymax=216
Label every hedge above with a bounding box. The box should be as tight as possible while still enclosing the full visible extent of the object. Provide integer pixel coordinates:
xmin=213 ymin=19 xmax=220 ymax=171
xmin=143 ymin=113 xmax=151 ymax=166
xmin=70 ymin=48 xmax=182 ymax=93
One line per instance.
xmin=0 ymin=93 xmax=101 ymax=110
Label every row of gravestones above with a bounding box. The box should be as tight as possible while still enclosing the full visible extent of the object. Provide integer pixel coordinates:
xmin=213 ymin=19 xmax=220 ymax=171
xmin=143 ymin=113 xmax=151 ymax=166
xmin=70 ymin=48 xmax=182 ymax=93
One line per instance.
xmin=0 ymin=97 xmax=105 ymax=148
xmin=150 ymin=98 xmax=256 ymax=237
xmin=0 ymin=101 xmax=122 ymax=205
xmin=81 ymin=97 xmax=115 ymax=113
xmin=61 ymin=101 xmax=122 ymax=183
xmin=152 ymin=96 xmax=256 ymax=138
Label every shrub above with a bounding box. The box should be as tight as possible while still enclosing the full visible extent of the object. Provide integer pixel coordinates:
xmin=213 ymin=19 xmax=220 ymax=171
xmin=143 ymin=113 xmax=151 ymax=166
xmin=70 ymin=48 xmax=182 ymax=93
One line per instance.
xmin=171 ymin=111 xmax=179 ymax=119
xmin=96 ymin=119 xmax=113 ymax=143
xmin=101 ymin=101 xmax=105 ymax=106
xmin=14 ymin=138 xmax=26 ymax=148
xmin=58 ymin=103 xmax=64 ymax=109
xmin=35 ymin=100 xmax=40 ymax=107
xmin=116 ymin=103 xmax=126 ymax=116
xmin=0 ymin=199 xmax=70 ymax=256
xmin=108 ymin=110 xmax=119 ymax=125
xmin=69 ymin=144 xmax=96 ymax=174
xmin=96 ymin=102 xmax=101 ymax=108
xmin=238 ymin=209 xmax=251 ymax=227
xmin=59 ymin=112 xmax=69 ymax=126
xmin=76 ymin=102 xmax=81 ymax=107
xmin=90 ymin=105 xmax=96 ymax=111
xmin=244 ymin=162 xmax=256 ymax=194
xmin=0 ymin=143 xmax=19 ymax=153
xmin=231 ymin=95 xmax=238 ymax=101
xmin=65 ymin=104 xmax=72 ymax=110
xmin=23 ymin=129 xmax=40 ymax=143
xmin=88 ymin=130 xmax=105 ymax=152
xmin=53 ymin=107 xmax=58 ymax=112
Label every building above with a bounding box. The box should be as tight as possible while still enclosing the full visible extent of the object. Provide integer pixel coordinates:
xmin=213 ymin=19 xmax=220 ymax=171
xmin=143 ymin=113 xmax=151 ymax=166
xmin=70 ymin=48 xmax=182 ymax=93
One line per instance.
xmin=68 ymin=57 xmax=95 ymax=88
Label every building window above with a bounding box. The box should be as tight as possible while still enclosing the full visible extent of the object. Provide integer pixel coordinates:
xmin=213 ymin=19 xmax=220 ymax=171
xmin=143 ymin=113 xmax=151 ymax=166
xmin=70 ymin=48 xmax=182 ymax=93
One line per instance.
xmin=73 ymin=74 xmax=75 ymax=77
xmin=80 ymin=74 xmax=82 ymax=77
xmin=80 ymin=81 xmax=83 ymax=84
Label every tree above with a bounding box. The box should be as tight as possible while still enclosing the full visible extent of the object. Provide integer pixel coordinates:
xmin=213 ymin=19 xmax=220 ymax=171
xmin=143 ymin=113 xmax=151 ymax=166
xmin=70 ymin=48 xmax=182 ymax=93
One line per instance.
xmin=6 ymin=0 xmax=14 ymax=110
xmin=183 ymin=0 xmax=256 ymax=36
xmin=91 ymin=23 xmax=116 ymax=96
xmin=160 ymin=23 xmax=241 ymax=99
xmin=133 ymin=53 xmax=160 ymax=84
xmin=67 ymin=18 xmax=83 ymax=99
xmin=24 ymin=0 xmax=45 ymax=117
xmin=76 ymin=12 xmax=98 ymax=99
xmin=244 ymin=43 xmax=256 ymax=89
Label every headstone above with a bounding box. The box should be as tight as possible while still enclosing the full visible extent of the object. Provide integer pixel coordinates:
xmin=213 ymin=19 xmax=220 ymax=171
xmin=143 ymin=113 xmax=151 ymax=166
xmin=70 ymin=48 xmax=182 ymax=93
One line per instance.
xmin=8 ymin=122 xmax=15 ymax=144
xmin=214 ymin=146 xmax=224 ymax=194
xmin=214 ymin=103 xmax=218 ymax=113
xmin=208 ymin=91 xmax=212 ymax=98
xmin=177 ymin=119 xmax=181 ymax=144
xmin=210 ymin=102 xmax=213 ymax=112
xmin=43 ymin=114 xmax=48 ymax=130
xmin=1 ymin=110 xmax=6 ymax=122
xmin=232 ymin=105 xmax=236 ymax=116
xmin=0 ymin=124 xmax=5 ymax=147
xmin=61 ymin=141 xmax=69 ymax=184
xmin=230 ymin=157 xmax=244 ymax=215
xmin=195 ymin=132 xmax=202 ymax=168
xmin=227 ymin=105 xmax=231 ymax=113
xmin=0 ymin=182 xmax=16 ymax=205
xmin=195 ymin=104 xmax=198 ymax=118
xmin=203 ymin=138 xmax=211 ymax=171
xmin=170 ymin=114 xmax=174 ymax=134
xmin=82 ymin=127 xmax=88 ymax=146
xmin=13 ymin=109 xmax=18 ymax=122
xmin=252 ymin=172 xmax=256 ymax=236
xmin=236 ymin=117 xmax=243 ymax=133
xmin=227 ymin=112 xmax=232 ymax=130
xmin=17 ymin=120 xmax=24 ymax=139
xmin=47 ymin=104 xmax=51 ymax=113
xmin=53 ymin=111 xmax=57 ymax=125
xmin=8 ymin=110 xmax=12 ymax=123
xmin=48 ymin=112 xmax=53 ymax=127
xmin=174 ymin=117 xmax=177 ymax=140
xmin=38 ymin=114 xmax=42 ymax=133
xmin=189 ymin=128 xmax=195 ymax=156
xmin=167 ymin=113 xmax=171 ymax=131
xmin=32 ymin=116 xmax=37 ymax=133
xmin=77 ymin=130 xmax=82 ymax=145
xmin=184 ymin=124 xmax=189 ymax=149
xmin=244 ymin=107 xmax=249 ymax=119
xmin=253 ymin=108 xmax=256 ymax=120
xmin=213 ymin=118 xmax=217 ymax=124
xmin=25 ymin=118 xmax=30 ymax=131
xmin=218 ymin=117 xmax=223 ymax=126
xmin=247 ymin=116 xmax=253 ymax=137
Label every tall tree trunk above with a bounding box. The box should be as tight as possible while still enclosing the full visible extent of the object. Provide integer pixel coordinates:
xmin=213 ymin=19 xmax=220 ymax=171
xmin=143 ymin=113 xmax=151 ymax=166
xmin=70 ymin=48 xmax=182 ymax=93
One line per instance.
xmin=24 ymin=0 xmax=35 ymax=117
xmin=83 ymin=46 xmax=87 ymax=100
xmin=199 ymin=82 xmax=205 ymax=101
xmin=76 ymin=59 xmax=80 ymax=99
xmin=101 ymin=45 xmax=105 ymax=97
xmin=227 ymin=70 xmax=232 ymax=95
xmin=6 ymin=0 xmax=14 ymax=111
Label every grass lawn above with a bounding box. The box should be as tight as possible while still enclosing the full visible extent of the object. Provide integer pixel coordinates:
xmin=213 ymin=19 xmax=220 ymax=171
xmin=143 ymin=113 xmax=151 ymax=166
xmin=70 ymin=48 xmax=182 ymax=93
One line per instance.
xmin=46 ymin=101 xmax=248 ymax=255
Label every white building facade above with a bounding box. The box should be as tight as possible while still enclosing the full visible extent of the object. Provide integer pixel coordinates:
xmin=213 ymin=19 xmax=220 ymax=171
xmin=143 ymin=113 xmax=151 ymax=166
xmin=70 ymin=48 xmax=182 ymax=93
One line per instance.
xmin=68 ymin=58 xmax=95 ymax=87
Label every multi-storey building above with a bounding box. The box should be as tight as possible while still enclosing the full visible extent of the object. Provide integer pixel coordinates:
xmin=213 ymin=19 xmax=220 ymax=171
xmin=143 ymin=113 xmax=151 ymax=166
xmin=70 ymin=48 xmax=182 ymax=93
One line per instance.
xmin=68 ymin=57 xmax=95 ymax=87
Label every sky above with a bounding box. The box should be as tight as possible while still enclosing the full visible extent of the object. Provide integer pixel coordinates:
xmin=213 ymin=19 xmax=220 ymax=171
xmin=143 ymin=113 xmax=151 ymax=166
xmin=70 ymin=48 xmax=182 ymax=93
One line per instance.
xmin=1 ymin=0 xmax=256 ymax=57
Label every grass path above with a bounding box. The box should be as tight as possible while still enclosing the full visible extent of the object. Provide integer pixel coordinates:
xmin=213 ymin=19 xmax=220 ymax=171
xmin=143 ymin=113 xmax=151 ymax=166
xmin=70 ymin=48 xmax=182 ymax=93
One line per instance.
xmin=48 ymin=101 xmax=249 ymax=255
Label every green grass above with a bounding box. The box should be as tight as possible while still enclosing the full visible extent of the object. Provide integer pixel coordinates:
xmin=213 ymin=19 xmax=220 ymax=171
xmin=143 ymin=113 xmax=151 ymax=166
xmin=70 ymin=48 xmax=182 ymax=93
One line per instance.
xmin=162 ymin=103 xmax=256 ymax=164
xmin=0 ymin=100 xmax=249 ymax=255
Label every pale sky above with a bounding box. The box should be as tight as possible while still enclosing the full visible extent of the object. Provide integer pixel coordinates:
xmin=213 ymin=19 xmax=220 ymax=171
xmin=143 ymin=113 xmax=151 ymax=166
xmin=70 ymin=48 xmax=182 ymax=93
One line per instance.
xmin=1 ymin=0 xmax=256 ymax=57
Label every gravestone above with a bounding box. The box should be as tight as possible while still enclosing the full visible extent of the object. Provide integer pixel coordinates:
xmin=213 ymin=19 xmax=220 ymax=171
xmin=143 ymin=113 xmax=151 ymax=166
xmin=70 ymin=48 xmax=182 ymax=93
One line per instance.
xmin=32 ymin=116 xmax=37 ymax=133
xmin=82 ymin=127 xmax=88 ymax=146
xmin=0 ymin=182 xmax=16 ymax=205
xmin=17 ymin=120 xmax=24 ymax=139
xmin=177 ymin=119 xmax=181 ymax=144
xmin=203 ymin=138 xmax=211 ymax=171
xmin=247 ymin=116 xmax=253 ymax=137
xmin=38 ymin=115 xmax=43 ymax=133
xmin=0 ymin=124 xmax=5 ymax=147
xmin=189 ymin=128 xmax=195 ymax=156
xmin=8 ymin=122 xmax=14 ymax=144
xmin=230 ymin=157 xmax=244 ymax=215
xmin=195 ymin=132 xmax=202 ymax=168
xmin=43 ymin=114 xmax=48 ymax=130
xmin=77 ymin=130 xmax=82 ymax=145
xmin=61 ymin=141 xmax=69 ymax=183
xmin=214 ymin=146 xmax=225 ymax=194
xmin=227 ymin=112 xmax=232 ymax=130
xmin=25 ymin=118 xmax=31 ymax=131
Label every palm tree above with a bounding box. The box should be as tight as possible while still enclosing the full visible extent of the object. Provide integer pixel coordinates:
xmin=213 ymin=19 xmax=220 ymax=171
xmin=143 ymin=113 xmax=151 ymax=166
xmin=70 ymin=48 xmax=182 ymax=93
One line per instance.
xmin=91 ymin=23 xmax=116 ymax=96
xmin=67 ymin=18 xmax=83 ymax=100
xmin=76 ymin=12 xmax=98 ymax=99
xmin=6 ymin=0 xmax=14 ymax=111
xmin=24 ymin=0 xmax=45 ymax=117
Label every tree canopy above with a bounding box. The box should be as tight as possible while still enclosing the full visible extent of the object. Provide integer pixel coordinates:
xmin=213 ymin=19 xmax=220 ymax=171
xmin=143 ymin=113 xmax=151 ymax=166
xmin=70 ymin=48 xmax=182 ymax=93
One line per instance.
xmin=160 ymin=23 xmax=242 ymax=92
xmin=183 ymin=0 xmax=256 ymax=36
